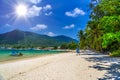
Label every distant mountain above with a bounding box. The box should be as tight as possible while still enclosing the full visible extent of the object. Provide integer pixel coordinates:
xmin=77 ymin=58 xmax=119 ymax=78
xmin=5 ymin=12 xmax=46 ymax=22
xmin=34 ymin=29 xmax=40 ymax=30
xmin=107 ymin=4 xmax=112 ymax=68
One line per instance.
xmin=0 ymin=29 xmax=78 ymax=47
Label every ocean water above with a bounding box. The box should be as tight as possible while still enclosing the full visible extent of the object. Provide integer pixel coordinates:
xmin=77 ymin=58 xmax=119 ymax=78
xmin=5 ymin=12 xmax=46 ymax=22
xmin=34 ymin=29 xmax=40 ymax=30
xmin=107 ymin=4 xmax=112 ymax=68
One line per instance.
xmin=0 ymin=50 xmax=67 ymax=62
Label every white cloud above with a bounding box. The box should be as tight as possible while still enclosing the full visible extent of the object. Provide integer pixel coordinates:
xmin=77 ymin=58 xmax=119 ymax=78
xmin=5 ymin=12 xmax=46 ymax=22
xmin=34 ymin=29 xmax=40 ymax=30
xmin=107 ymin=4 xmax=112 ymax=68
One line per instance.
xmin=27 ymin=0 xmax=42 ymax=4
xmin=27 ymin=5 xmax=42 ymax=17
xmin=47 ymin=32 xmax=55 ymax=36
xmin=4 ymin=24 xmax=12 ymax=27
xmin=27 ymin=5 xmax=52 ymax=17
xmin=43 ymin=5 xmax=52 ymax=11
xmin=30 ymin=24 xmax=47 ymax=31
xmin=63 ymin=24 xmax=75 ymax=29
xmin=45 ymin=12 xmax=52 ymax=16
xmin=65 ymin=8 xmax=85 ymax=17
xmin=5 ymin=24 xmax=11 ymax=27
xmin=15 ymin=1 xmax=52 ymax=17
xmin=43 ymin=5 xmax=52 ymax=16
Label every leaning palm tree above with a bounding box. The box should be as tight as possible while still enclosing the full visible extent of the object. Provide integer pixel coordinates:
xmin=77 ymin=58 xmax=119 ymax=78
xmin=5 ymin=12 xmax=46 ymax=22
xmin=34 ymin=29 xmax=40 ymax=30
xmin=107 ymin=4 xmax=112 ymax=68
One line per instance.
xmin=78 ymin=30 xmax=86 ymax=49
xmin=86 ymin=20 xmax=104 ymax=52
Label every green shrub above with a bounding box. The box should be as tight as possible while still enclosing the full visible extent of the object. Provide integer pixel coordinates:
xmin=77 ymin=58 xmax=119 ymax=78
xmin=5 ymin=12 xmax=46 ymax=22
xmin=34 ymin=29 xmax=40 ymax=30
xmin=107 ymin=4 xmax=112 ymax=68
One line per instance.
xmin=110 ymin=50 xmax=120 ymax=57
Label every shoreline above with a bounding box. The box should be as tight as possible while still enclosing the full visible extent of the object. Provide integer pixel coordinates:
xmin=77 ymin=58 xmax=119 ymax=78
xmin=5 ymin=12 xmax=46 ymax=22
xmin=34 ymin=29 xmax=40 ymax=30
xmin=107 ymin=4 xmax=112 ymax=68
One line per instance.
xmin=0 ymin=52 xmax=70 ymax=64
xmin=1 ymin=51 xmax=120 ymax=80
xmin=0 ymin=51 xmax=106 ymax=80
xmin=0 ymin=53 xmax=76 ymax=80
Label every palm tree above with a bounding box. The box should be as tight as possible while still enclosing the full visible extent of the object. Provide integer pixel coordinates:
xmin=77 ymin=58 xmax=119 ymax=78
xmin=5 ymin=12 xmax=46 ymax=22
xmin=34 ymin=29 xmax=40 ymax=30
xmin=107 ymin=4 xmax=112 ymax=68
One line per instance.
xmin=86 ymin=20 xmax=104 ymax=52
xmin=78 ymin=30 xmax=86 ymax=49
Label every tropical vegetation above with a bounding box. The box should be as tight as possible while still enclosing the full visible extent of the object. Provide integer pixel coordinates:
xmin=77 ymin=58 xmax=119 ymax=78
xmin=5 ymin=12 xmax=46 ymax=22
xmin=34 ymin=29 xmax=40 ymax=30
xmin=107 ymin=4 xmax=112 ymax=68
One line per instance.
xmin=60 ymin=41 xmax=78 ymax=50
xmin=78 ymin=0 xmax=120 ymax=56
xmin=0 ymin=29 xmax=77 ymax=49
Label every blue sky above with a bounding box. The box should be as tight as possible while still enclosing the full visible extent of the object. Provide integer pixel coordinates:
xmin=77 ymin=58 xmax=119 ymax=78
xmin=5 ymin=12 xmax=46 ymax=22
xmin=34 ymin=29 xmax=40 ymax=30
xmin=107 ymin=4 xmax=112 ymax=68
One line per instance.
xmin=0 ymin=0 xmax=90 ymax=39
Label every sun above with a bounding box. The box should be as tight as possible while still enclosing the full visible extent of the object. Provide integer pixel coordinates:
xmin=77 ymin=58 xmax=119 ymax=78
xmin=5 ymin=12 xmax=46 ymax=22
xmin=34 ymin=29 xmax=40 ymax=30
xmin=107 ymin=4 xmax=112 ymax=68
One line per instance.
xmin=15 ymin=4 xmax=27 ymax=17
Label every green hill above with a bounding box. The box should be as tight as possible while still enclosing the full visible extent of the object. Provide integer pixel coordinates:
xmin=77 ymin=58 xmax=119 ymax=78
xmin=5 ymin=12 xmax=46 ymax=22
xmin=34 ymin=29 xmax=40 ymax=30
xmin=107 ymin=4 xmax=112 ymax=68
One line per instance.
xmin=0 ymin=29 xmax=77 ymax=47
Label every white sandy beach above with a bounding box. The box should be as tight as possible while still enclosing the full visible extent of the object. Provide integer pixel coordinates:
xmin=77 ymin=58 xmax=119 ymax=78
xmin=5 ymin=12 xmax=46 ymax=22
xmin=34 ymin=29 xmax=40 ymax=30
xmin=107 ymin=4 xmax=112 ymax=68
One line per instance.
xmin=0 ymin=51 xmax=120 ymax=80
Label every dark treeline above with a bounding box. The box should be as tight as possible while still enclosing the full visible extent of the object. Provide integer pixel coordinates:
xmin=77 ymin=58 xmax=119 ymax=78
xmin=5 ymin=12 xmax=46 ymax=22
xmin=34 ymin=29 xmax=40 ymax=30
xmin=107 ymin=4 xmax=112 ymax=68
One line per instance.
xmin=78 ymin=0 xmax=120 ymax=56
xmin=60 ymin=41 xmax=78 ymax=50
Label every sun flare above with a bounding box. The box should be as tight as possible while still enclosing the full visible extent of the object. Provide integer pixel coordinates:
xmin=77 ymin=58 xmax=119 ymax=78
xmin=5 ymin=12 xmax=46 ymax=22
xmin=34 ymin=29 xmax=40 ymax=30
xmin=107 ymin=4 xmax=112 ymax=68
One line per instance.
xmin=15 ymin=4 xmax=27 ymax=17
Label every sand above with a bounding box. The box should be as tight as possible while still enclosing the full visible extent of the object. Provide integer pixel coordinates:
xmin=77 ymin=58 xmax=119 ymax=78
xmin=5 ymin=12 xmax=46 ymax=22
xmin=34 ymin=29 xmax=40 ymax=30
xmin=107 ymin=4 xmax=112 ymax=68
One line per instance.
xmin=0 ymin=51 xmax=120 ymax=80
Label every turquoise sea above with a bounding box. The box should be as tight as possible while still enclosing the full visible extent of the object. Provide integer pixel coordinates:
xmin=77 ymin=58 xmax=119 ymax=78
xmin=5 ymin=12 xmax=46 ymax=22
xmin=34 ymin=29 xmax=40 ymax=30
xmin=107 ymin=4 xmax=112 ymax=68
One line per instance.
xmin=0 ymin=50 xmax=67 ymax=62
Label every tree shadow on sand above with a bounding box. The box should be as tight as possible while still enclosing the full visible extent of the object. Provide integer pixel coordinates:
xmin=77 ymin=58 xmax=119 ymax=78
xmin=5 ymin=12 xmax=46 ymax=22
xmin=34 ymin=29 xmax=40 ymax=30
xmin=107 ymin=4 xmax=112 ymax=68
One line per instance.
xmin=84 ymin=55 xmax=120 ymax=80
